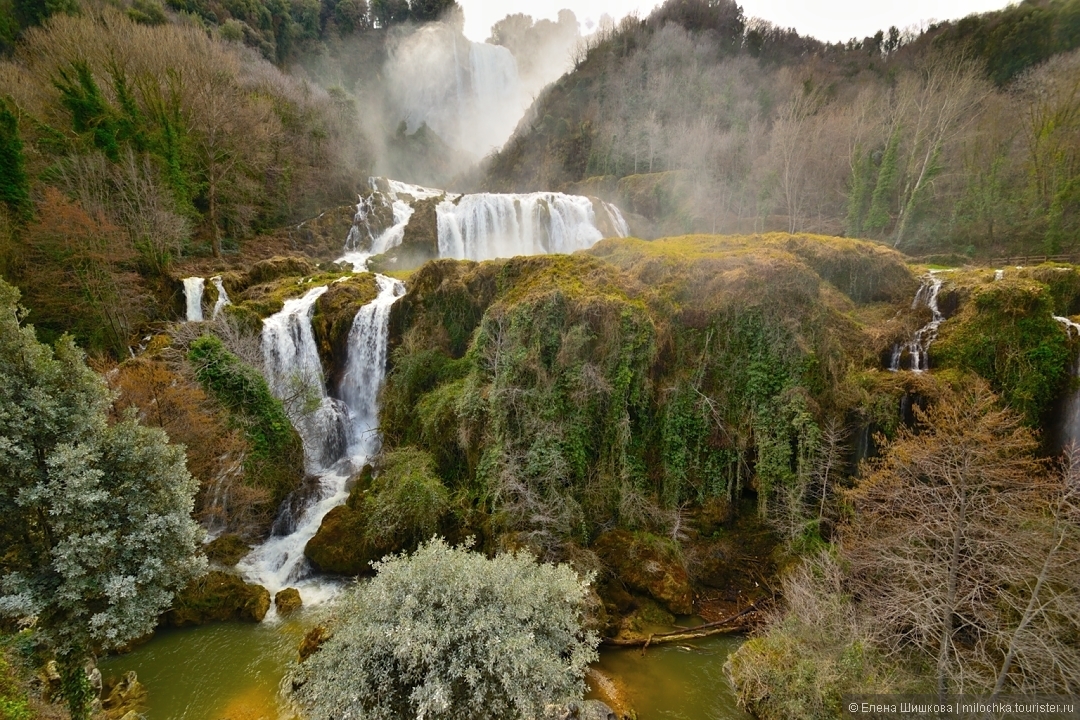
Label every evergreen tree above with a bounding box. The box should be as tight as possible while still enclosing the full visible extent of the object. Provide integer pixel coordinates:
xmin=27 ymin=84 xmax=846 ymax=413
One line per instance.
xmin=409 ymin=0 xmax=456 ymax=23
xmin=0 ymin=100 xmax=29 ymax=221
xmin=0 ymin=280 xmax=205 ymax=720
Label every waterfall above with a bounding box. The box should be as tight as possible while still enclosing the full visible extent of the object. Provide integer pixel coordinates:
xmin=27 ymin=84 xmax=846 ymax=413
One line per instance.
xmin=890 ymin=274 xmax=945 ymax=372
xmin=238 ymin=275 xmax=405 ymax=604
xmin=183 ymin=277 xmax=205 ymax=322
xmin=437 ymin=192 xmax=622 ymax=262
xmin=1059 ymin=321 xmax=1080 ymax=452
xmin=211 ymin=276 xmax=231 ymax=320
xmin=259 ymin=286 xmax=348 ymax=473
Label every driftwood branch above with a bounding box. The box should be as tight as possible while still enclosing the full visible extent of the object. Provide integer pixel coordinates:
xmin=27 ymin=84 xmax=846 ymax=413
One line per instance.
xmin=601 ymin=604 xmax=758 ymax=648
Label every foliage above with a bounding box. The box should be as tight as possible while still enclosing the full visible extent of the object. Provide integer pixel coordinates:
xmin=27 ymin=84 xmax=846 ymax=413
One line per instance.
xmin=933 ymin=277 xmax=1071 ymax=424
xmin=844 ymin=382 xmax=1080 ymax=694
xmin=0 ymin=100 xmax=29 ymax=222
xmin=188 ymin=335 xmax=304 ymax=511
xmin=289 ymin=538 xmax=599 ymax=720
xmin=0 ymin=279 xmax=205 ymax=719
xmin=365 ymin=448 xmax=450 ymax=546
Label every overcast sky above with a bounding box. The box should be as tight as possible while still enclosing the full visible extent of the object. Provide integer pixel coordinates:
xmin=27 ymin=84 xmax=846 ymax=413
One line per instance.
xmin=459 ymin=0 xmax=1012 ymax=44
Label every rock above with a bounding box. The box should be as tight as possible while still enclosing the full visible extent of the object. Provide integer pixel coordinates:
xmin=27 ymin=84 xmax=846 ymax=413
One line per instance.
xmin=204 ymin=534 xmax=251 ymax=566
xmin=298 ymin=625 xmax=330 ymax=661
xmin=303 ymin=504 xmax=382 ymax=575
xmin=311 ymin=275 xmax=380 ymax=386
xmin=592 ymin=530 xmax=694 ymax=616
xmin=290 ymin=205 xmax=361 ymax=260
xmin=164 ymin=570 xmax=271 ymax=626
xmin=242 ymin=256 xmax=316 ymax=287
xmin=275 ymin=588 xmax=302 ymax=615
xmin=543 ymin=700 xmax=617 ymax=720
xmin=101 ymin=670 xmax=147 ymax=719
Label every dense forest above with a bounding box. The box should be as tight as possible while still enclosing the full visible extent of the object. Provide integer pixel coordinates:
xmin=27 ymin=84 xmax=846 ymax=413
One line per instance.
xmin=0 ymin=0 xmax=1079 ymax=718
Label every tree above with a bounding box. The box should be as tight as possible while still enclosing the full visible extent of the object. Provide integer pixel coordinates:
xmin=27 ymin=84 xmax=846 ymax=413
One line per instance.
xmin=290 ymin=538 xmax=599 ymax=720
xmin=0 ymin=99 xmax=29 ymax=221
xmin=370 ymin=0 xmax=408 ymax=28
xmin=843 ymin=383 xmax=1080 ymax=696
xmin=409 ymin=0 xmax=456 ymax=23
xmin=0 ymin=280 xmax=205 ymax=719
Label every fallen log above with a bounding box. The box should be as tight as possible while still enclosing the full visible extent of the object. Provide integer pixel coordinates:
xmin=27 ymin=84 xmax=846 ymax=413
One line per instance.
xmin=601 ymin=604 xmax=758 ymax=648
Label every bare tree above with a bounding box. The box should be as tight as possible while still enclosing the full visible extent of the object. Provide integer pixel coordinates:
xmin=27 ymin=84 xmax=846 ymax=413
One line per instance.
xmin=844 ymin=383 xmax=1080 ymax=696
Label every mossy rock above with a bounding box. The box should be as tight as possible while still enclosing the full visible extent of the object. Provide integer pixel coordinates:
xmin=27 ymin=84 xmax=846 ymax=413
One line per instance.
xmin=303 ymin=503 xmax=383 ymax=575
xmin=311 ymin=273 xmax=380 ymax=386
xmin=593 ymin=530 xmax=694 ymax=616
xmin=274 ymin=588 xmax=302 ymax=615
xmin=290 ymin=205 xmax=358 ymax=260
xmin=243 ymin=256 xmax=317 ymax=287
xmin=164 ymin=571 xmax=271 ymax=626
xmin=369 ymin=195 xmax=444 ymax=271
xmin=204 ymin=534 xmax=251 ymax=566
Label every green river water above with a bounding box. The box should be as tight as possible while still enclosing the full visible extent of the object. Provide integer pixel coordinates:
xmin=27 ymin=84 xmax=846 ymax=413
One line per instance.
xmin=100 ymin=613 xmax=750 ymax=720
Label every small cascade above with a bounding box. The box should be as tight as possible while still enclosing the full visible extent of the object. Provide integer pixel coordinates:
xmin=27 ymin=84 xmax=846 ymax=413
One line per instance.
xmin=260 ymin=287 xmax=348 ymax=473
xmin=342 ymin=179 xmax=451 ymax=271
xmin=437 ymin=192 xmax=622 ymax=261
xmin=183 ymin=277 xmax=205 ymax=322
xmin=210 ymin=276 xmax=231 ymax=320
xmin=239 ymin=275 xmax=405 ymax=604
xmin=1059 ymin=345 xmax=1080 ymax=453
xmin=890 ymin=274 xmax=945 ymax=372
xmin=994 ymin=269 xmax=1004 ymax=281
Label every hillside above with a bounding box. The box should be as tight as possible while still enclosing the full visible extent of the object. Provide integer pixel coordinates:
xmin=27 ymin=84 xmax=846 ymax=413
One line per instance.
xmin=482 ymin=0 xmax=1080 ymax=259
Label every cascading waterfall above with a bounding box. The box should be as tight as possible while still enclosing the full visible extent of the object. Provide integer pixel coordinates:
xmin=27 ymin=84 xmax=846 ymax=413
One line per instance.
xmin=183 ymin=277 xmax=205 ymax=322
xmin=238 ymin=276 xmax=405 ymax=606
xmin=1058 ymin=319 xmax=1080 ymax=451
xmin=436 ymin=192 xmax=622 ymax=261
xmin=211 ymin=276 xmax=231 ymax=320
xmin=890 ymin=274 xmax=945 ymax=372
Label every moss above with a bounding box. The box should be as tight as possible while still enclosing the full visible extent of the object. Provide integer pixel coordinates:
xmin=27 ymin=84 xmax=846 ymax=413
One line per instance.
xmin=933 ymin=276 xmax=1071 ymax=424
xmin=204 ymin=534 xmax=251 ymax=566
xmin=274 ymin=588 xmax=302 ymax=615
xmin=164 ymin=571 xmax=271 ymax=626
xmin=592 ymin=530 xmax=694 ymax=615
xmin=233 ymin=270 xmax=356 ymax=318
xmin=310 ymin=273 xmax=380 ymax=385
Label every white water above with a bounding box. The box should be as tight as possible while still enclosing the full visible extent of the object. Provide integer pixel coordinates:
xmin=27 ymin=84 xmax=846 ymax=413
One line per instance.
xmin=1059 ymin=320 xmax=1080 ymax=452
xmin=437 ymin=192 xmax=617 ymax=261
xmin=210 ymin=276 xmax=231 ymax=320
xmin=239 ymin=276 xmax=405 ymax=607
xmin=890 ymin=274 xmax=945 ymax=373
xmin=388 ymin=25 xmax=524 ymax=159
xmin=183 ymin=277 xmax=204 ymax=322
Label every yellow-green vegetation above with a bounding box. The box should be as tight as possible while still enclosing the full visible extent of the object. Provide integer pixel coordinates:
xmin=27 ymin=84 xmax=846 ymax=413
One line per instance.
xmin=311 ymin=273 xmax=380 ymax=383
xmin=371 ymin=235 xmax=919 ymax=565
xmin=931 ymin=268 xmax=1074 ymax=424
xmin=0 ymin=644 xmax=32 ymax=720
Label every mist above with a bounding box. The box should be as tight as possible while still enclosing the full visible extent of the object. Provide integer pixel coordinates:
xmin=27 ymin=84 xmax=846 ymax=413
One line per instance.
xmin=295 ymin=8 xmax=584 ymax=190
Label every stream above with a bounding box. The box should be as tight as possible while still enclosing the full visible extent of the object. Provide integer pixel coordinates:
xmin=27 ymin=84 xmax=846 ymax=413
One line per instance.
xmin=99 ymin=615 xmax=750 ymax=720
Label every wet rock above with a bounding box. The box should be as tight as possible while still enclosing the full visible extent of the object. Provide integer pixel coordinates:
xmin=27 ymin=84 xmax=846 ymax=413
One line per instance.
xmin=593 ymin=530 xmax=693 ymax=616
xmin=164 ymin=570 xmax=271 ymax=626
xmin=275 ymin=588 xmax=302 ymax=615
xmin=290 ymin=205 xmax=360 ymax=260
xmin=311 ymin=274 xmax=381 ymax=386
xmin=204 ymin=534 xmax=251 ymax=566
xmin=303 ymin=504 xmax=382 ymax=575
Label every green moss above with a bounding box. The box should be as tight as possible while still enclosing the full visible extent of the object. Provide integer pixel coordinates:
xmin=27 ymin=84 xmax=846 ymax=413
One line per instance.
xmin=933 ymin=277 xmax=1071 ymax=424
xmin=164 ymin=571 xmax=270 ymax=626
xmin=204 ymin=534 xmax=251 ymax=566
xmin=188 ymin=336 xmax=305 ymax=510
xmin=310 ymin=273 xmax=379 ymax=380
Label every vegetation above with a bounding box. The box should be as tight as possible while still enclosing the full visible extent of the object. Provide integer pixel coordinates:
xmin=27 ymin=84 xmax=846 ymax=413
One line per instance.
xmin=728 ymin=382 xmax=1080 ymax=710
xmin=188 ymin=334 xmax=305 ymax=515
xmin=0 ymin=279 xmax=205 ymax=719
xmin=485 ymin=0 xmax=1080 ymax=257
xmin=290 ymin=538 xmax=599 ymax=720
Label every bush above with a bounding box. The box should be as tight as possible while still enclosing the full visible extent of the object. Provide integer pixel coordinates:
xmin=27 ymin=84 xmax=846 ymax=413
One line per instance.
xmin=290 ymin=538 xmax=599 ymax=720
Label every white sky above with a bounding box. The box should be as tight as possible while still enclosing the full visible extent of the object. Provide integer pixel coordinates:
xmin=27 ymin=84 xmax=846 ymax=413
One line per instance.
xmin=459 ymin=0 xmax=1013 ymax=44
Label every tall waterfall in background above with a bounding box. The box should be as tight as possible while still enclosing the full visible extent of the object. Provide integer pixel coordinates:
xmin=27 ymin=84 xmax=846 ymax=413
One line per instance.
xmin=387 ymin=25 xmax=524 ymax=159
xmin=239 ymin=276 xmax=405 ymax=604
xmin=183 ymin=277 xmax=205 ymax=322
